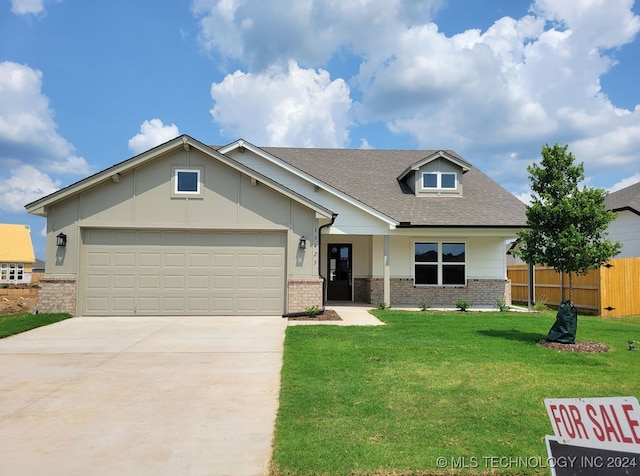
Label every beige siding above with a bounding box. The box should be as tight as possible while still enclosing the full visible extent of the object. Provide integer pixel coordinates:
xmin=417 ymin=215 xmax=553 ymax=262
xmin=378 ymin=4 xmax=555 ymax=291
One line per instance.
xmin=46 ymin=147 xmax=320 ymax=281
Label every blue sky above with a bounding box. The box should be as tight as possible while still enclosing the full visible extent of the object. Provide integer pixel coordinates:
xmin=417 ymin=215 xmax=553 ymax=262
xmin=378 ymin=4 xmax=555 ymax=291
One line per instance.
xmin=1 ymin=0 xmax=639 ymax=259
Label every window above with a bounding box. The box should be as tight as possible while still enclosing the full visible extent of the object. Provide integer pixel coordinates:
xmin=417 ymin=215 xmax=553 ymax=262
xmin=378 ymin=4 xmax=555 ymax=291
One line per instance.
xmin=422 ymin=172 xmax=457 ymax=190
xmin=0 ymin=263 xmax=23 ymax=282
xmin=414 ymin=242 xmax=465 ymax=285
xmin=175 ymin=169 xmax=200 ymax=194
xmin=171 ymin=166 xmax=204 ymax=198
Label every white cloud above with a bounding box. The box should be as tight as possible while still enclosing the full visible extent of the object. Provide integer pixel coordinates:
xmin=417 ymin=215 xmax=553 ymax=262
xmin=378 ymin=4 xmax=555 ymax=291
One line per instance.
xmin=128 ymin=119 xmax=180 ymax=154
xmin=210 ymin=61 xmax=352 ymax=147
xmin=0 ymin=165 xmax=60 ymax=213
xmin=610 ymin=173 xmax=640 ymax=192
xmin=11 ymin=0 xmax=60 ymax=15
xmin=0 ymin=62 xmax=89 ymax=175
xmin=192 ymin=0 xmax=640 ymax=186
xmin=191 ymin=0 xmax=444 ymax=69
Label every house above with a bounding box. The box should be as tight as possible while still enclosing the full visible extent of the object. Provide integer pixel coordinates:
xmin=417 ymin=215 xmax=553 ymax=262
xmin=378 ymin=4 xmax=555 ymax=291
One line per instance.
xmin=0 ymin=224 xmax=36 ymax=285
xmin=25 ymin=135 xmax=527 ymax=316
xmin=605 ymin=181 xmax=640 ymax=258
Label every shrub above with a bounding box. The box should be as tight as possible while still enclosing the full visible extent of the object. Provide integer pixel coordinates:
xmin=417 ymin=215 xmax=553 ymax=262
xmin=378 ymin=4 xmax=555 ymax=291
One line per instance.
xmin=456 ymin=299 xmax=472 ymax=312
xmin=376 ymin=301 xmax=388 ymax=310
xmin=534 ymin=295 xmax=548 ymax=312
xmin=304 ymin=305 xmax=321 ymax=318
xmin=495 ymin=298 xmax=509 ymax=312
xmin=419 ymin=299 xmax=431 ymax=311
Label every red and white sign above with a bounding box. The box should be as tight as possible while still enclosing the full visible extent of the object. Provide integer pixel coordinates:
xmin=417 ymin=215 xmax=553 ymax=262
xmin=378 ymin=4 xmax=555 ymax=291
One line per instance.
xmin=545 ymin=397 xmax=640 ymax=451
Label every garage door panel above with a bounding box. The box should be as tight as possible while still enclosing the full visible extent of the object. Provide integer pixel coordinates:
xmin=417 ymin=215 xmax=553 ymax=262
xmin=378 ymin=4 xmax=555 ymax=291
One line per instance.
xmin=211 ymin=297 xmax=234 ymax=312
xmin=165 ymin=253 xmax=185 ymax=267
xmin=189 ymin=253 xmax=210 ymax=267
xmin=112 ymin=297 xmax=135 ymax=312
xmin=163 ymin=297 xmax=185 ymax=312
xmin=164 ymin=275 xmax=185 ymax=289
xmin=114 ymin=253 xmax=135 ymax=267
xmin=87 ymin=252 xmax=110 ymax=267
xmin=139 ymin=253 xmax=161 ymax=267
xmin=113 ymin=275 xmax=135 ymax=289
xmin=87 ymin=274 xmax=110 ymax=289
xmin=237 ymin=275 xmax=258 ymax=290
xmin=138 ymin=297 xmax=161 ymax=312
xmin=189 ymin=275 xmax=210 ymax=288
xmin=86 ymin=297 xmax=109 ymax=313
xmin=82 ymin=231 xmax=285 ymax=315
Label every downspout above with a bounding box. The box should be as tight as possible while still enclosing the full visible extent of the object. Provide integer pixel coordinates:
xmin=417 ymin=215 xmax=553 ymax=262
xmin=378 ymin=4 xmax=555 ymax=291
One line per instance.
xmin=318 ymin=213 xmax=338 ymax=307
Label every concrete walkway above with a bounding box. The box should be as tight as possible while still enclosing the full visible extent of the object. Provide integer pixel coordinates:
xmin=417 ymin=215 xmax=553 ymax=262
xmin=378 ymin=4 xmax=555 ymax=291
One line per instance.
xmin=0 ymin=316 xmax=287 ymax=476
xmin=287 ymin=304 xmax=385 ymax=326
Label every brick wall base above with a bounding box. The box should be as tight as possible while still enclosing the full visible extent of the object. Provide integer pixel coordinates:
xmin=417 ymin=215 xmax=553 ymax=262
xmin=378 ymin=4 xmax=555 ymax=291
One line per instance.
xmin=35 ymin=277 xmax=77 ymax=316
xmin=354 ymin=277 xmax=511 ymax=308
xmin=287 ymin=277 xmax=324 ymax=314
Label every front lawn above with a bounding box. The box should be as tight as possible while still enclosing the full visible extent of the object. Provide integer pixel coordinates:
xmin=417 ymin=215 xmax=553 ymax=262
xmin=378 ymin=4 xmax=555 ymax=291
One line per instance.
xmin=0 ymin=312 xmax=72 ymax=338
xmin=271 ymin=310 xmax=640 ymax=475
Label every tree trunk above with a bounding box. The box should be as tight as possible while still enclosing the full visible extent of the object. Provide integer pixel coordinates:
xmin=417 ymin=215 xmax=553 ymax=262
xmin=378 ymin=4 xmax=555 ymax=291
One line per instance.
xmin=568 ymin=272 xmax=573 ymax=302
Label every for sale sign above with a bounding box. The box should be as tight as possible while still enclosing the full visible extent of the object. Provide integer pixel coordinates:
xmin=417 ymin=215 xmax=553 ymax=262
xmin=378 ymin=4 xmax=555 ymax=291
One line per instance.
xmin=544 ymin=397 xmax=640 ymax=476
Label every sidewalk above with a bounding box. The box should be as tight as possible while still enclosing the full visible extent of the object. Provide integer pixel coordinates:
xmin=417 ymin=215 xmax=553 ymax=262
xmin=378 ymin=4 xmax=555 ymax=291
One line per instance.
xmin=287 ymin=304 xmax=385 ymax=326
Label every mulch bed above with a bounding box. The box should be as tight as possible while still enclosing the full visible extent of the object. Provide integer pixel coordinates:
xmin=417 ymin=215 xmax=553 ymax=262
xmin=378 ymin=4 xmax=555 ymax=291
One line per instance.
xmin=288 ymin=309 xmax=342 ymax=321
xmin=538 ymin=340 xmax=611 ymax=353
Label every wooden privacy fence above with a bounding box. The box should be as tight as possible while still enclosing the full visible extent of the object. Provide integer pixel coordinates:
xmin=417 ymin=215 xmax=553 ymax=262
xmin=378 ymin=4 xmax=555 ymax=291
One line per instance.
xmin=508 ymin=257 xmax=640 ymax=317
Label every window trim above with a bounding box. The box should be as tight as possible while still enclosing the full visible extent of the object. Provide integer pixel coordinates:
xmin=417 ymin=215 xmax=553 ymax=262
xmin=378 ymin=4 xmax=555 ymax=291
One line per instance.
xmin=414 ymin=241 xmax=466 ymax=286
xmin=171 ymin=166 xmax=204 ymax=198
xmin=421 ymin=171 xmax=458 ymax=190
xmin=1 ymin=263 xmax=24 ymax=282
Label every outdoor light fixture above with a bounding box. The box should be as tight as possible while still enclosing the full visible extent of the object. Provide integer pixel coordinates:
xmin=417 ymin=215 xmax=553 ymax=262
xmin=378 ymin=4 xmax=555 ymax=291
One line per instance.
xmin=56 ymin=233 xmax=67 ymax=247
xmin=299 ymin=236 xmax=307 ymax=250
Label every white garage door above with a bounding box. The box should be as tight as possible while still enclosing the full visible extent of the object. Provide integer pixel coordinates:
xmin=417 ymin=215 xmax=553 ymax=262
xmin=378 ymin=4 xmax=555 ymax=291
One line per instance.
xmin=81 ymin=230 xmax=286 ymax=316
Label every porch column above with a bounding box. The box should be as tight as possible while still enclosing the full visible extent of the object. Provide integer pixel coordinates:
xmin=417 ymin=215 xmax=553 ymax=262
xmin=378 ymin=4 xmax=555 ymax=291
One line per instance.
xmin=384 ymin=235 xmax=391 ymax=305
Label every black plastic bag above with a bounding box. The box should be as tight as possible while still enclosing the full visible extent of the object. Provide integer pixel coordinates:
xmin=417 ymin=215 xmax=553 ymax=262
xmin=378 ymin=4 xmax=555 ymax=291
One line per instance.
xmin=546 ymin=300 xmax=577 ymax=344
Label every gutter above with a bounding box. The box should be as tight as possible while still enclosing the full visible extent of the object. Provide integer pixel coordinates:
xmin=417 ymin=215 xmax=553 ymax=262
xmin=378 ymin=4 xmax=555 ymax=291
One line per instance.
xmin=318 ymin=213 xmax=339 ymax=307
xmin=280 ymin=213 xmax=337 ymax=318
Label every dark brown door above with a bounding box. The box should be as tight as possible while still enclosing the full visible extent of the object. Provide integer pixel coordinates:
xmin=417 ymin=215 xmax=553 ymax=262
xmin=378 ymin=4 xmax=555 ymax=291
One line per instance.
xmin=327 ymin=244 xmax=352 ymax=301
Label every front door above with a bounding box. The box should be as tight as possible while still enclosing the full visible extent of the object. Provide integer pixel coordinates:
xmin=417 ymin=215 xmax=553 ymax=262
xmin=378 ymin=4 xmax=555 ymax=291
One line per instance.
xmin=327 ymin=244 xmax=352 ymax=301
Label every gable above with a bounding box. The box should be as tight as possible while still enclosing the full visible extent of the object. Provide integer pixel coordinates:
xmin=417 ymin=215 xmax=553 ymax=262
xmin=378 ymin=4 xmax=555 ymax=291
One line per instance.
xmin=26 ymin=135 xmax=333 ymax=222
xmin=0 ymin=224 xmax=36 ymax=263
xmin=227 ymin=143 xmax=527 ymax=228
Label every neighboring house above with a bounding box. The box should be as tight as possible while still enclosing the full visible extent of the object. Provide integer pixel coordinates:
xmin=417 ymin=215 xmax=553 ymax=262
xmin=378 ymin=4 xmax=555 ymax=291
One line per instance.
xmin=0 ymin=224 xmax=36 ymax=285
xmin=605 ymin=181 xmax=640 ymax=258
xmin=26 ymin=135 xmax=527 ymax=316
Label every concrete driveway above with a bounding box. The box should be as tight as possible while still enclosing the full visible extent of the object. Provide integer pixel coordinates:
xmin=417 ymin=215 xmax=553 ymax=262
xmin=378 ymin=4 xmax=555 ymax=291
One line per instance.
xmin=0 ymin=315 xmax=287 ymax=476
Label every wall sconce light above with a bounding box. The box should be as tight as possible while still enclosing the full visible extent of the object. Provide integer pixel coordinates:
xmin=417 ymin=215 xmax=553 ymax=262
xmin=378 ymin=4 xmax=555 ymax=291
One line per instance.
xmin=56 ymin=232 xmax=67 ymax=247
xmin=298 ymin=236 xmax=307 ymax=250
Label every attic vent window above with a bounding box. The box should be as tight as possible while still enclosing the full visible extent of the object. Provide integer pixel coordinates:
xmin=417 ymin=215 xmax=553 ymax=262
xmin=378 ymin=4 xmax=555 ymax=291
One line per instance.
xmin=422 ymin=172 xmax=457 ymax=190
xmin=176 ymin=170 xmax=200 ymax=193
xmin=171 ymin=166 xmax=204 ymax=198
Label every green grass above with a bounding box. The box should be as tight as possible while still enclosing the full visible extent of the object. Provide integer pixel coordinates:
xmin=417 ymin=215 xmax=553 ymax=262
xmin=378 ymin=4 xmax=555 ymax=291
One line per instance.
xmin=271 ymin=310 xmax=640 ymax=475
xmin=0 ymin=312 xmax=72 ymax=338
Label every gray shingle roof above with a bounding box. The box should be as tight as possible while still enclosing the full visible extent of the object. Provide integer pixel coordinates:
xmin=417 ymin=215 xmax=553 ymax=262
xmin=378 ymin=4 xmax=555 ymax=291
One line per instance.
xmin=260 ymin=146 xmax=528 ymax=227
xmin=605 ymin=181 xmax=640 ymax=214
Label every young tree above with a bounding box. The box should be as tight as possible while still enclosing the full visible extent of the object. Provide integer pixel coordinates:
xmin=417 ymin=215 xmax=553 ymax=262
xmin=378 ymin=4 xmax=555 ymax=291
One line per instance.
xmin=516 ymin=143 xmax=621 ymax=302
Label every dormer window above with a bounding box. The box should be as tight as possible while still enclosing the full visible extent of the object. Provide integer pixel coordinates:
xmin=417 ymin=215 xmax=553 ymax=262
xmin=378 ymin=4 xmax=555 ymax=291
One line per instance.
xmin=422 ymin=172 xmax=457 ymax=190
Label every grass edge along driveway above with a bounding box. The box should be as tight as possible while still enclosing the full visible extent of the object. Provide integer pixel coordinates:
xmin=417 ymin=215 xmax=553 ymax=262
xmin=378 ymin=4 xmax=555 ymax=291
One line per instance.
xmin=0 ymin=312 xmax=72 ymax=339
xmin=271 ymin=310 xmax=640 ymax=476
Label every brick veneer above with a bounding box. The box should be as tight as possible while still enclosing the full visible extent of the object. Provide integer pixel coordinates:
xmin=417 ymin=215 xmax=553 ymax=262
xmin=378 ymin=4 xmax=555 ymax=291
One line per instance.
xmin=354 ymin=277 xmax=511 ymax=307
xmin=287 ymin=277 xmax=324 ymax=314
xmin=35 ymin=276 xmax=77 ymax=316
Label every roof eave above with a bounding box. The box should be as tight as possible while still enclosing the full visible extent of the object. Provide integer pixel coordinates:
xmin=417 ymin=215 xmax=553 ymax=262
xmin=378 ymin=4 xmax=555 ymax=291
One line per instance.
xmin=219 ymin=139 xmax=400 ymax=227
xmin=25 ymin=135 xmax=335 ymax=220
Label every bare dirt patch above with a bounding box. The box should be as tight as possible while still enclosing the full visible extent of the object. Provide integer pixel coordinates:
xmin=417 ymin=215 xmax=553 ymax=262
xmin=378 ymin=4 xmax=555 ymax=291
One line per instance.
xmin=538 ymin=340 xmax=611 ymax=353
xmin=0 ymin=286 xmax=38 ymax=315
xmin=288 ymin=309 xmax=342 ymax=321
